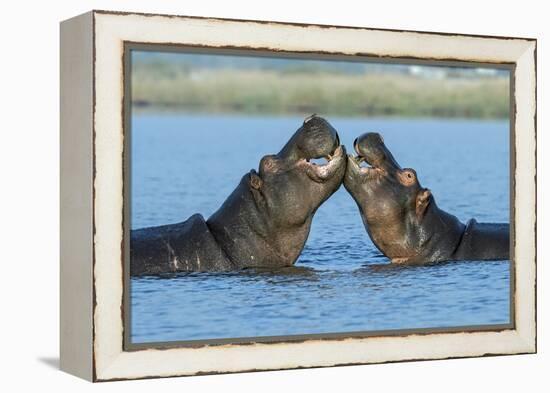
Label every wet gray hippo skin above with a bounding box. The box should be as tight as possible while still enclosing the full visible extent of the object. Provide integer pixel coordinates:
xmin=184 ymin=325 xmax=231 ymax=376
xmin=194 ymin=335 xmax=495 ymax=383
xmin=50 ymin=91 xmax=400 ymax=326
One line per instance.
xmin=343 ymin=132 xmax=509 ymax=264
xmin=130 ymin=115 xmax=346 ymax=276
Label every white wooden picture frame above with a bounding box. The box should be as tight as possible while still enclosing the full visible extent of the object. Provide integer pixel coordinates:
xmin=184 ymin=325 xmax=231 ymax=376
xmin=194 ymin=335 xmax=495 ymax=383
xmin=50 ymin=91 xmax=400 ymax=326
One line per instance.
xmin=60 ymin=10 xmax=536 ymax=381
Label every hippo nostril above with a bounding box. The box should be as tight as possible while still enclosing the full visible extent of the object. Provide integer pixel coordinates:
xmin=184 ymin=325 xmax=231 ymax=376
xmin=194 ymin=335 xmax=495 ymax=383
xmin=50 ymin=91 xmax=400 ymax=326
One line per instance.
xmin=335 ymin=132 xmax=340 ymax=147
xmin=353 ymin=138 xmax=358 ymax=150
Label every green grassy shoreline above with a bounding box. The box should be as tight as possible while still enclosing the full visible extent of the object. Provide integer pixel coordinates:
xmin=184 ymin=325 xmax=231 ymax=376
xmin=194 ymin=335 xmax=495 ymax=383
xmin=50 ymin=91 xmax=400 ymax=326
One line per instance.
xmin=132 ymin=67 xmax=510 ymax=119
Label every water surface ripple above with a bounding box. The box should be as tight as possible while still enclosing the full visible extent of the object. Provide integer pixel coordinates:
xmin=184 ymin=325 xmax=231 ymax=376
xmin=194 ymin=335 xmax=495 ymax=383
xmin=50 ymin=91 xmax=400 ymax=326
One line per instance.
xmin=130 ymin=115 xmax=510 ymax=343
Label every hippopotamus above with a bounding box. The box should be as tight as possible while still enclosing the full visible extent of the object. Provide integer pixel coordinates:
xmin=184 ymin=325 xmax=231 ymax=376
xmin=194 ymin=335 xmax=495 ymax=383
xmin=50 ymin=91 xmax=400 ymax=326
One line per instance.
xmin=344 ymin=132 xmax=509 ymax=264
xmin=130 ymin=115 xmax=347 ymax=276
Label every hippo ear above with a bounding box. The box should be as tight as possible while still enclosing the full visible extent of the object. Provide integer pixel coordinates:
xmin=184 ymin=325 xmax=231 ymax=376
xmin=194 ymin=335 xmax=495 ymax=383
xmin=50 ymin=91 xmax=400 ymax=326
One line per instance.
xmin=248 ymin=170 xmax=263 ymax=190
xmin=415 ymin=188 xmax=432 ymax=218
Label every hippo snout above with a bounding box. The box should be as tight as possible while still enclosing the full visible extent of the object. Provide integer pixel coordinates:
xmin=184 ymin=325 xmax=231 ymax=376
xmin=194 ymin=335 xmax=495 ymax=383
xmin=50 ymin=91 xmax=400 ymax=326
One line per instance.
xmin=293 ymin=115 xmax=341 ymax=160
xmin=355 ymin=133 xmax=384 ymax=155
xmin=353 ymin=132 xmax=400 ymax=171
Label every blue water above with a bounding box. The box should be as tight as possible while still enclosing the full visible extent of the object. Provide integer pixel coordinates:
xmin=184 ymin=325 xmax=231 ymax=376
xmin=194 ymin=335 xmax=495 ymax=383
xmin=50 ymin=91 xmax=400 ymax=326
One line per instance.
xmin=130 ymin=114 xmax=510 ymax=344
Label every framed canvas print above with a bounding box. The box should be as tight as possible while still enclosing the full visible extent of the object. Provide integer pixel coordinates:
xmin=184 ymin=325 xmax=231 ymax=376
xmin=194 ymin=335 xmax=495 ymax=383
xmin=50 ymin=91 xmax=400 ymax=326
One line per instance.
xmin=60 ymin=10 xmax=537 ymax=382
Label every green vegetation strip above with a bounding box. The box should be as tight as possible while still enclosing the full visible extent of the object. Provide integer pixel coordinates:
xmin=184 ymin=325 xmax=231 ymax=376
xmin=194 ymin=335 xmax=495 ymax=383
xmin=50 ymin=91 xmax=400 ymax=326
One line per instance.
xmin=132 ymin=65 xmax=510 ymax=118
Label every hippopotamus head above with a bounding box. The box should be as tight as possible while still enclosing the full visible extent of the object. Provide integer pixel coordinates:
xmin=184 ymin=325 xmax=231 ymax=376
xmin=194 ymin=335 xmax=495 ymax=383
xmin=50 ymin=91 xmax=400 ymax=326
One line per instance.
xmin=251 ymin=114 xmax=346 ymax=225
xmin=207 ymin=115 xmax=346 ymax=268
xmin=344 ymin=132 xmax=435 ymax=263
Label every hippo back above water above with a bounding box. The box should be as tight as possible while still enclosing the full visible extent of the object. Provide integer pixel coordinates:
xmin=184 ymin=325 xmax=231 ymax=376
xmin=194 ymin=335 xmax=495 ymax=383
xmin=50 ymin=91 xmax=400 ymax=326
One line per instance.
xmin=130 ymin=115 xmax=346 ymax=276
xmin=344 ymin=132 xmax=509 ymax=264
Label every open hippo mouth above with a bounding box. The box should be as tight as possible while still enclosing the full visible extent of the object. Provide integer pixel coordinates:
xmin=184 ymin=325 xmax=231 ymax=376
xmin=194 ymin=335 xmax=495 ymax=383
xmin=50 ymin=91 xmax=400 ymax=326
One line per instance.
xmin=348 ymin=149 xmax=376 ymax=178
xmin=270 ymin=114 xmax=346 ymax=183
xmin=347 ymin=132 xmax=401 ymax=179
xmin=301 ymin=144 xmax=346 ymax=182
